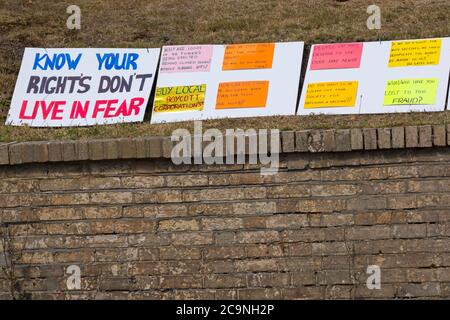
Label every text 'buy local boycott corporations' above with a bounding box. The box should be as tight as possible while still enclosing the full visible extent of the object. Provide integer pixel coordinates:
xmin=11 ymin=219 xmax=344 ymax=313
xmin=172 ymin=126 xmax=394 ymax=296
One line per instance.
xmin=154 ymin=85 xmax=206 ymax=113
xmin=6 ymin=38 xmax=450 ymax=127
xmin=150 ymin=42 xmax=304 ymax=124
xmin=7 ymin=48 xmax=160 ymax=126
xmin=298 ymin=38 xmax=450 ymax=116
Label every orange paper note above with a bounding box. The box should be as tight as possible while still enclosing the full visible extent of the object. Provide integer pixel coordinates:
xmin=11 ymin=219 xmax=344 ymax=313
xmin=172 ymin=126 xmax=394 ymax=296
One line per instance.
xmin=222 ymin=43 xmax=275 ymax=70
xmin=216 ymin=81 xmax=269 ymax=109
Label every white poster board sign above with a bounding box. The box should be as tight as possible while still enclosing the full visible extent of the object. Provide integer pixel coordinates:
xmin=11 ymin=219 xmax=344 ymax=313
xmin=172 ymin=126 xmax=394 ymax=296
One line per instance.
xmin=298 ymin=38 xmax=450 ymax=115
xmin=361 ymin=38 xmax=450 ymax=114
xmin=7 ymin=48 xmax=160 ymax=126
xmin=150 ymin=42 xmax=304 ymax=124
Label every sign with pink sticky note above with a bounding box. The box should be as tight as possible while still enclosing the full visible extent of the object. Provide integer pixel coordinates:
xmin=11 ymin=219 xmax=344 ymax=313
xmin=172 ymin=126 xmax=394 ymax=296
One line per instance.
xmin=160 ymin=45 xmax=213 ymax=73
xmin=310 ymin=43 xmax=364 ymax=70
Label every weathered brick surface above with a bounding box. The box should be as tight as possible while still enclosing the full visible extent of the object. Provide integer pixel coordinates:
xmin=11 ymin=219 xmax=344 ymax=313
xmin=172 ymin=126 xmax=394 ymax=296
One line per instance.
xmin=31 ymin=141 xmax=49 ymax=163
xmin=351 ymin=129 xmax=363 ymax=150
xmin=48 ymin=141 xmax=63 ymax=162
xmin=7 ymin=143 xmax=22 ymax=165
xmin=0 ymin=144 xmax=9 ymax=165
xmin=0 ymin=126 xmax=446 ymax=166
xmin=88 ymin=140 xmax=104 ymax=161
xmin=405 ymin=126 xmax=419 ymax=148
xmin=281 ymin=131 xmax=295 ymax=153
xmin=433 ymin=125 xmax=446 ymax=147
xmin=419 ymin=125 xmax=433 ymax=148
xmin=391 ymin=127 xmax=405 ymax=149
xmin=335 ymin=129 xmax=351 ymax=152
xmin=363 ymin=128 xmax=377 ymax=150
xmin=1 ymin=137 xmax=450 ymax=300
xmin=295 ymin=131 xmax=309 ymax=152
xmin=377 ymin=128 xmax=391 ymax=149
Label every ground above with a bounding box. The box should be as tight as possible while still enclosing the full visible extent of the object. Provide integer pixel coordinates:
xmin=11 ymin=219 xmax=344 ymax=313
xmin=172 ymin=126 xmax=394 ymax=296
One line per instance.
xmin=0 ymin=0 xmax=449 ymax=142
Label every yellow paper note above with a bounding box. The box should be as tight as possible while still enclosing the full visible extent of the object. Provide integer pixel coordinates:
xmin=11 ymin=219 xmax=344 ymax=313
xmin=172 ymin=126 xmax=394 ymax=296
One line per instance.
xmin=154 ymin=85 xmax=206 ymax=113
xmin=384 ymin=78 xmax=438 ymax=105
xmin=389 ymin=39 xmax=442 ymax=67
xmin=304 ymin=81 xmax=358 ymax=109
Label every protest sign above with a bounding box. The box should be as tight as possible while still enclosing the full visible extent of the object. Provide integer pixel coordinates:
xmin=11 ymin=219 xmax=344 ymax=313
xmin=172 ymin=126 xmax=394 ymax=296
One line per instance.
xmin=298 ymin=38 xmax=450 ymax=115
xmin=362 ymin=37 xmax=450 ymax=114
xmin=7 ymin=48 xmax=160 ymax=126
xmin=151 ymin=42 xmax=304 ymax=124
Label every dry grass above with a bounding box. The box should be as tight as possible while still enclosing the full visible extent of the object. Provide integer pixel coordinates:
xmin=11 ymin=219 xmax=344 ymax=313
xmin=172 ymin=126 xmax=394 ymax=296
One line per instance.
xmin=0 ymin=0 xmax=449 ymax=142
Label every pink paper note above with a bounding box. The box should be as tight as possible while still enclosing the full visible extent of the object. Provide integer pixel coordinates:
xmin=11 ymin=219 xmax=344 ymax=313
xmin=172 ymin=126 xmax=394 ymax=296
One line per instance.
xmin=160 ymin=45 xmax=213 ymax=73
xmin=310 ymin=43 xmax=364 ymax=70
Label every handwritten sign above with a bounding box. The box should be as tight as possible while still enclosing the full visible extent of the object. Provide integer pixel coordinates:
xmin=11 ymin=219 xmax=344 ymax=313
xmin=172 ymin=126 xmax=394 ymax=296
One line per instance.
xmin=216 ymin=81 xmax=269 ymax=109
xmin=384 ymin=78 xmax=438 ymax=105
xmin=389 ymin=39 xmax=442 ymax=67
xmin=154 ymin=84 xmax=206 ymax=112
xmin=160 ymin=45 xmax=213 ymax=73
xmin=6 ymin=48 xmax=160 ymax=127
xmin=222 ymin=43 xmax=275 ymax=70
xmin=310 ymin=43 xmax=364 ymax=70
xmin=304 ymin=81 xmax=358 ymax=109
xmin=152 ymin=42 xmax=304 ymax=123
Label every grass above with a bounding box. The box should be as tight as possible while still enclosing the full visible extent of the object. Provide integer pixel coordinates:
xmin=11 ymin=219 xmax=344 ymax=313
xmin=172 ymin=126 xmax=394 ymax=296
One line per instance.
xmin=0 ymin=0 xmax=449 ymax=142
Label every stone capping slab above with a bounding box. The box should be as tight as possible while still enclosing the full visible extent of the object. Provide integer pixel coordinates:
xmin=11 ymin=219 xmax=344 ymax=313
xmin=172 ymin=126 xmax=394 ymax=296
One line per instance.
xmin=1 ymin=125 xmax=448 ymax=166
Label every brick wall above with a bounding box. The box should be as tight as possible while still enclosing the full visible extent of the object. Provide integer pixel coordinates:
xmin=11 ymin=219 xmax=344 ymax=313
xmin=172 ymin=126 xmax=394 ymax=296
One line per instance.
xmin=1 ymin=126 xmax=450 ymax=299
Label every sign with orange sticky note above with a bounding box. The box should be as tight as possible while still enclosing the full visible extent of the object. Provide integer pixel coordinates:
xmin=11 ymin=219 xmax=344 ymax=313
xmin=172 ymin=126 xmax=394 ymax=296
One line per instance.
xmin=152 ymin=42 xmax=304 ymax=123
xmin=304 ymin=81 xmax=358 ymax=109
xmin=222 ymin=43 xmax=275 ymax=70
xmin=216 ymin=81 xmax=269 ymax=109
xmin=389 ymin=39 xmax=442 ymax=67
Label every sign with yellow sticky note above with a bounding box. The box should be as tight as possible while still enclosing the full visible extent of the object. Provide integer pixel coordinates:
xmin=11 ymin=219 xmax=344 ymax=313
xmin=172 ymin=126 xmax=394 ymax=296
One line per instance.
xmin=389 ymin=39 xmax=442 ymax=67
xmin=304 ymin=81 xmax=358 ymax=109
xmin=154 ymin=84 xmax=206 ymax=112
xmin=299 ymin=38 xmax=450 ymax=115
xmin=151 ymin=41 xmax=304 ymax=123
xmin=384 ymin=78 xmax=438 ymax=105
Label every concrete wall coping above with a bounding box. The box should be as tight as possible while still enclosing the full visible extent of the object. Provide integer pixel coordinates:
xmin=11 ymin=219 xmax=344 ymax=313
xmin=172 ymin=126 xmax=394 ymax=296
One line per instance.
xmin=1 ymin=125 xmax=449 ymax=166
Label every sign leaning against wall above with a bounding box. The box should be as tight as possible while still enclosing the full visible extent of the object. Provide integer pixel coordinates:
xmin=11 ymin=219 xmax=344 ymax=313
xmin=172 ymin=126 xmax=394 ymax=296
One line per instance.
xmin=6 ymin=48 xmax=160 ymax=127
xmin=150 ymin=42 xmax=304 ymax=124
xmin=298 ymin=38 xmax=450 ymax=116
